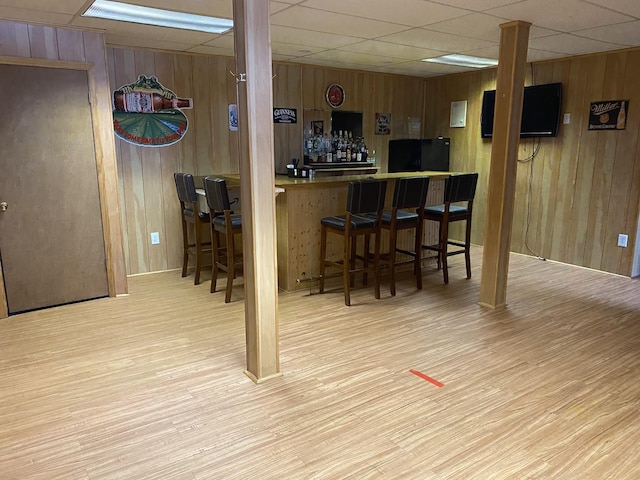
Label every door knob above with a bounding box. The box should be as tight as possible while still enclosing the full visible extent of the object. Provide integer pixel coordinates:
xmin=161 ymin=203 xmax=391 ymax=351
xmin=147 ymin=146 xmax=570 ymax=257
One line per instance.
xmin=0 ymin=202 xmax=7 ymax=211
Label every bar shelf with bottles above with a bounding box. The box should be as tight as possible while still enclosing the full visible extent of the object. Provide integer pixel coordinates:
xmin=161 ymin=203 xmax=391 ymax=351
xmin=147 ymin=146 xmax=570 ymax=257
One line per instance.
xmin=303 ymin=130 xmax=378 ymax=175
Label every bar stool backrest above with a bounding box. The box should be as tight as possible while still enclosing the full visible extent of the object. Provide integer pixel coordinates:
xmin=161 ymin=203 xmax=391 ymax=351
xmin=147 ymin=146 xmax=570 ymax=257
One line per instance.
xmin=183 ymin=174 xmax=199 ymax=203
xmin=444 ymin=173 xmax=478 ymax=204
xmin=346 ymin=180 xmax=387 ymax=215
xmin=174 ymin=172 xmax=189 ymax=204
xmin=203 ymin=177 xmax=232 ymax=213
xmin=393 ymin=176 xmax=430 ymax=210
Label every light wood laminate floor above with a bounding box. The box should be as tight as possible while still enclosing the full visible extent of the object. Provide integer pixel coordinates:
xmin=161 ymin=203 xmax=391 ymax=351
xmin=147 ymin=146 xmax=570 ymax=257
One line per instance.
xmin=1 ymin=247 xmax=639 ymax=479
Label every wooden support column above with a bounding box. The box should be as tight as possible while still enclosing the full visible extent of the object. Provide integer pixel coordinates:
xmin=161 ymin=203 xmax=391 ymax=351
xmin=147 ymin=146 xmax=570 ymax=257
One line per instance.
xmin=479 ymin=20 xmax=531 ymax=309
xmin=233 ymin=0 xmax=281 ymax=382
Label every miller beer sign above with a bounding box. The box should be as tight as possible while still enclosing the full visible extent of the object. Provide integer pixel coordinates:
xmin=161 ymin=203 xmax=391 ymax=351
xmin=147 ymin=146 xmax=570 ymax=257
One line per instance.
xmin=112 ymin=75 xmax=193 ymax=147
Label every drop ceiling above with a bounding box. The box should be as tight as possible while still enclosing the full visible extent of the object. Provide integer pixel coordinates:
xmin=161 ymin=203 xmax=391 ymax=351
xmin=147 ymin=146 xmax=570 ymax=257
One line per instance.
xmin=1 ymin=0 xmax=640 ymax=77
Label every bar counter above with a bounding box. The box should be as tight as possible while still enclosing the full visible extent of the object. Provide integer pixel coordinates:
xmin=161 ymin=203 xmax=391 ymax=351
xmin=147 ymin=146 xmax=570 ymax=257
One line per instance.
xmin=212 ymin=171 xmax=450 ymax=291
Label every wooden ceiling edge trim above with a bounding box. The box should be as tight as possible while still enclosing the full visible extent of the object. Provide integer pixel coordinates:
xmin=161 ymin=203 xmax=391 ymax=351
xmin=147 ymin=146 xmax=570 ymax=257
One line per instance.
xmin=0 ymin=55 xmax=92 ymax=70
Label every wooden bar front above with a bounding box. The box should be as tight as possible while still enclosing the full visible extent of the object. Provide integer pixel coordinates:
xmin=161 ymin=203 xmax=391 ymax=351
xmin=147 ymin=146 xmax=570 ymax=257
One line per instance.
xmin=274 ymin=171 xmax=449 ymax=291
xmin=196 ymin=171 xmax=450 ymax=291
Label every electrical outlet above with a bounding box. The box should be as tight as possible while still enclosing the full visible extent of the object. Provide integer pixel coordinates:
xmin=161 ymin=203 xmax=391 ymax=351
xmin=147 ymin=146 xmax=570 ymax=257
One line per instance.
xmin=150 ymin=232 xmax=160 ymax=245
xmin=563 ymin=113 xmax=571 ymax=125
xmin=617 ymin=234 xmax=628 ymax=248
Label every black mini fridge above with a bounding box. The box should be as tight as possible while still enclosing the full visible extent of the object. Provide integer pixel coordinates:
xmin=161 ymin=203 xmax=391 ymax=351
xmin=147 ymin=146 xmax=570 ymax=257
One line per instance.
xmin=388 ymin=138 xmax=450 ymax=172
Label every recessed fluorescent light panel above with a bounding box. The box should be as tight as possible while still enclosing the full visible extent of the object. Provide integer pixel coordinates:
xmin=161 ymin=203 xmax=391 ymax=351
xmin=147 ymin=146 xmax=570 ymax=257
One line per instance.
xmin=83 ymin=0 xmax=233 ymax=34
xmin=422 ymin=54 xmax=498 ymax=68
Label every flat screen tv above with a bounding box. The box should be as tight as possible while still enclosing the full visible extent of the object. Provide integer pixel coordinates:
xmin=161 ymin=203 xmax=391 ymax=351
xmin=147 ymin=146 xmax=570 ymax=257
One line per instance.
xmin=481 ymin=82 xmax=563 ymax=138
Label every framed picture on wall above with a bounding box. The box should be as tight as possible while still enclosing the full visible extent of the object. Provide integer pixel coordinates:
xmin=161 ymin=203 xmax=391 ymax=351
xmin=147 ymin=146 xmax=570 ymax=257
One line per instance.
xmin=375 ymin=113 xmax=391 ymax=135
xmin=312 ymin=120 xmax=324 ymax=135
xmin=228 ymin=104 xmax=238 ymax=131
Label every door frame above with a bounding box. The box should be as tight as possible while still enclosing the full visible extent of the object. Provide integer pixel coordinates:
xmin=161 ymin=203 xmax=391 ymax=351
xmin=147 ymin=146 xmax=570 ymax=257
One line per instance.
xmin=0 ymin=55 xmax=128 ymax=318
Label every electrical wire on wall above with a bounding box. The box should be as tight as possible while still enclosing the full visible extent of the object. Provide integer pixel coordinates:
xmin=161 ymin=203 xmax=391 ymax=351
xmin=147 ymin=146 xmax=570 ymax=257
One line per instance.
xmin=515 ymin=63 xmax=546 ymax=261
xmin=517 ymin=138 xmax=545 ymax=259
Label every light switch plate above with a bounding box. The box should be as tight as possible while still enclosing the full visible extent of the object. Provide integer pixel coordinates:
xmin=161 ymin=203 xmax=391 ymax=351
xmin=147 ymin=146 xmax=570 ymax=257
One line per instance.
xmin=563 ymin=113 xmax=571 ymax=124
xmin=150 ymin=232 xmax=160 ymax=245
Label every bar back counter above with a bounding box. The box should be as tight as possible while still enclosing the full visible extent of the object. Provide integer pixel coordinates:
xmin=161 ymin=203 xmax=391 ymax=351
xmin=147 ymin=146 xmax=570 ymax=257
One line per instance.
xmin=206 ymin=171 xmax=450 ymax=292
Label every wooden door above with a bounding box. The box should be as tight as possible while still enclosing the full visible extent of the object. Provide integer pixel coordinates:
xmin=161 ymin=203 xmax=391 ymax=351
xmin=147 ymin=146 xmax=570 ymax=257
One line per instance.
xmin=0 ymin=65 xmax=109 ymax=314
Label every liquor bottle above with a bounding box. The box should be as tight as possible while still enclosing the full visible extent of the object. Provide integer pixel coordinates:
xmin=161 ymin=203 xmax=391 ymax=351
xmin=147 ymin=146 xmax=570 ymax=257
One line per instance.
xmin=304 ymin=130 xmax=313 ymax=152
xmin=617 ymin=101 xmax=626 ymax=129
xmin=114 ymin=91 xmax=192 ymax=112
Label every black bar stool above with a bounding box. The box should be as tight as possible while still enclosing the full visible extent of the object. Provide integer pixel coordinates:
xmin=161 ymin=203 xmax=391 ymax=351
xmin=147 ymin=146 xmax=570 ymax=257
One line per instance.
xmin=422 ymin=173 xmax=479 ymax=284
xmin=319 ymin=179 xmax=387 ymax=306
xmin=378 ymin=176 xmax=430 ymax=296
xmin=173 ymin=172 xmax=211 ymax=285
xmin=203 ymin=176 xmax=243 ymax=303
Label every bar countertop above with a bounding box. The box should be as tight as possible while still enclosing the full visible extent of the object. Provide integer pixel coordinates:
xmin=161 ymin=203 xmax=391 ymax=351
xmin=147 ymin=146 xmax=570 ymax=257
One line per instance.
xmin=203 ymin=170 xmax=453 ymax=190
xmin=273 ymin=170 xmax=452 ymax=189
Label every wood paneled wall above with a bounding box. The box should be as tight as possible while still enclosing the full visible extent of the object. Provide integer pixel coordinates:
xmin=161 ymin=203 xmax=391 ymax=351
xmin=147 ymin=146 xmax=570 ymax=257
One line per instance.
xmin=0 ymin=21 xmax=127 ymax=298
xmin=108 ymin=43 xmax=639 ymax=278
xmin=424 ymin=50 xmax=640 ymax=276
xmin=107 ymin=49 xmax=239 ymax=274
xmin=109 ymin=48 xmax=425 ymax=275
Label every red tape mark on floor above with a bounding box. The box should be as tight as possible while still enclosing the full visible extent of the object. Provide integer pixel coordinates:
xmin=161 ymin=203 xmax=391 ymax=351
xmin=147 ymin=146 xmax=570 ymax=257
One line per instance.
xmin=409 ymin=369 xmax=444 ymax=388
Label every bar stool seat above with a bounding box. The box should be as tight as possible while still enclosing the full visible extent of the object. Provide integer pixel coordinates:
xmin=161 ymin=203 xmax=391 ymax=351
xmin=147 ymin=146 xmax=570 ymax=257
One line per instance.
xmin=319 ymin=179 xmax=387 ymax=306
xmin=321 ymin=214 xmax=377 ymax=230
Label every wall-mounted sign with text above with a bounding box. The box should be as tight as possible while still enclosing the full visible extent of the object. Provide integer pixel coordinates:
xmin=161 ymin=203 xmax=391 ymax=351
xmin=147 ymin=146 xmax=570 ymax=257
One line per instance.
xmin=113 ymin=75 xmax=193 ymax=147
xmin=273 ymin=108 xmax=297 ymax=124
xmin=229 ymin=104 xmax=238 ymax=131
xmin=375 ymin=113 xmax=391 ymax=135
xmin=588 ymin=100 xmax=629 ymax=131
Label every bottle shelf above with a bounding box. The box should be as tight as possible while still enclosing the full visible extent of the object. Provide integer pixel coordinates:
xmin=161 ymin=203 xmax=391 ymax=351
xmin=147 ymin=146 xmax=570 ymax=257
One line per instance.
xmin=307 ymin=162 xmax=374 ymax=169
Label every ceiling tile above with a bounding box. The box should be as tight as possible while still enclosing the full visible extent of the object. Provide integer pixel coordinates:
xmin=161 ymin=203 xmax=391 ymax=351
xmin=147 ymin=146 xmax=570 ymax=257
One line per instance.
xmin=487 ymin=0 xmax=635 ymax=32
xmin=575 ymin=20 xmax=640 ymax=47
xmin=270 ymin=25 xmax=362 ymax=49
xmin=525 ymin=48 xmax=569 ymax=62
xmin=459 ymin=45 xmax=500 ymax=59
xmin=204 ymin=33 xmax=234 ymax=49
xmin=271 ymin=1 xmax=292 ymax=15
xmin=379 ymin=27 xmax=497 ymax=52
xmin=123 ymin=0 xmax=232 ymax=18
xmin=305 ymin=49 xmax=405 ymax=66
xmin=0 ymin=6 xmax=71 ymax=24
xmin=107 ymin=34 xmax=196 ymax=52
xmin=465 ymin=45 xmax=569 ymax=63
xmin=1 ymin=0 xmax=639 ymax=78
xmin=529 ymin=33 xmax=627 ymax=55
xmin=76 ymin=17 xmax=217 ymax=44
xmin=427 ymin=0 xmax=524 ymax=11
xmin=300 ymin=0 xmax=469 ymax=27
xmin=187 ymin=45 xmax=234 ymax=57
xmin=272 ymin=54 xmax=299 ymax=62
xmin=293 ymin=56 xmax=368 ymax=71
xmin=272 ymin=42 xmax=326 ymax=57
xmin=583 ymin=0 xmax=640 ymax=18
xmin=424 ymin=13 xmax=505 ymax=42
xmin=270 ymin=5 xmax=411 ymax=38
xmin=0 ymin=0 xmax=85 ymax=15
xmin=384 ymin=59 xmax=471 ymax=76
xmin=338 ymin=40 xmax=444 ymax=61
